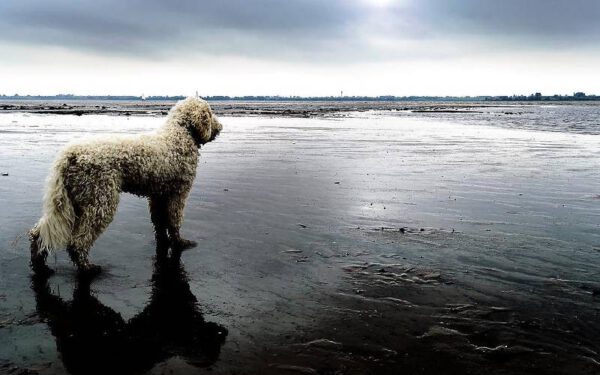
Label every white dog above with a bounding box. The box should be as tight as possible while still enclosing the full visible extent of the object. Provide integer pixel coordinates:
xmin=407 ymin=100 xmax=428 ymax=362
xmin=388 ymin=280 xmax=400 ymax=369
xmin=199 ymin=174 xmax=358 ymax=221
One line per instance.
xmin=30 ymin=97 xmax=222 ymax=276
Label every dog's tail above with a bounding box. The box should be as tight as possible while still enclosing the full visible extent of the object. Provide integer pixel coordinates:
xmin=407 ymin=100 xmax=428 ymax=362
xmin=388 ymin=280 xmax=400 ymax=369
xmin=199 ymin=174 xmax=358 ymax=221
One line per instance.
xmin=31 ymin=154 xmax=75 ymax=254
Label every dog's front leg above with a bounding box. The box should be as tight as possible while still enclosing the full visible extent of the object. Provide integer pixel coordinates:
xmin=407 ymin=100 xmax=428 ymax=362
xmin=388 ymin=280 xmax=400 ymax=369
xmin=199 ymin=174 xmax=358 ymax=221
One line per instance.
xmin=149 ymin=195 xmax=170 ymax=251
xmin=165 ymin=191 xmax=197 ymax=251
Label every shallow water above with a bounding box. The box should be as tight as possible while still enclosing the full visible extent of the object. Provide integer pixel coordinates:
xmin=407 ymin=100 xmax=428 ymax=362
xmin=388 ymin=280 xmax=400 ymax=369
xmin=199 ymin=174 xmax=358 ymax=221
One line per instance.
xmin=0 ymin=110 xmax=599 ymax=374
xmin=3 ymin=99 xmax=600 ymax=135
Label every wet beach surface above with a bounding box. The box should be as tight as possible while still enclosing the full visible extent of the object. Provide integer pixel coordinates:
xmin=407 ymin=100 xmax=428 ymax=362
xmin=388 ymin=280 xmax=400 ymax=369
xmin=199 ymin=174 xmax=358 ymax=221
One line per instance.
xmin=1 ymin=106 xmax=600 ymax=374
xmin=2 ymin=100 xmax=600 ymax=135
xmin=0 ymin=99 xmax=515 ymax=117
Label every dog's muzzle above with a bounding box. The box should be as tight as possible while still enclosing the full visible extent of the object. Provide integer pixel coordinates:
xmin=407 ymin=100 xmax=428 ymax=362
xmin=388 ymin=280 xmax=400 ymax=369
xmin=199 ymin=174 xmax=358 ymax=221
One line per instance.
xmin=208 ymin=119 xmax=222 ymax=142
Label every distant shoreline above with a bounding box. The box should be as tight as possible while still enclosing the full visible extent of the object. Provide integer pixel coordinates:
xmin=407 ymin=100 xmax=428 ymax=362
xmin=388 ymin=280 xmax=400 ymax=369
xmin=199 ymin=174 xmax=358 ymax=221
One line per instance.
xmin=1 ymin=94 xmax=600 ymax=102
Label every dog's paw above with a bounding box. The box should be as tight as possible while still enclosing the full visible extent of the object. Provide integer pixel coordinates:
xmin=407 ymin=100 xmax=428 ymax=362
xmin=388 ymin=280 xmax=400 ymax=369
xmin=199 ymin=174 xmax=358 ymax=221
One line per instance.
xmin=172 ymin=238 xmax=198 ymax=251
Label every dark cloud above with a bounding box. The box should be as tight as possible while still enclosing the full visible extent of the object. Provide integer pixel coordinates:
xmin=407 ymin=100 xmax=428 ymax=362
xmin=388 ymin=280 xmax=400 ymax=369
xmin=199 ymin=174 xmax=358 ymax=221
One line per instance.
xmin=1 ymin=0 xmax=599 ymax=60
xmin=0 ymin=0 xmax=358 ymax=57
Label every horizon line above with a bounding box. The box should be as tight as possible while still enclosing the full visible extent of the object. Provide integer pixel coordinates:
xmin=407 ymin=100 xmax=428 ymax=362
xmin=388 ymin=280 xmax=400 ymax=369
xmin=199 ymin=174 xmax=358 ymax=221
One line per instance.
xmin=1 ymin=92 xmax=598 ymax=100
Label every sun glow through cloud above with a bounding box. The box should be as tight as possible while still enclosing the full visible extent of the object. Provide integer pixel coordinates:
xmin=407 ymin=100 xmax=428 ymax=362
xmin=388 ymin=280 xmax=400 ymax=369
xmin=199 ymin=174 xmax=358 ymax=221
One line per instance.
xmin=362 ymin=0 xmax=397 ymax=8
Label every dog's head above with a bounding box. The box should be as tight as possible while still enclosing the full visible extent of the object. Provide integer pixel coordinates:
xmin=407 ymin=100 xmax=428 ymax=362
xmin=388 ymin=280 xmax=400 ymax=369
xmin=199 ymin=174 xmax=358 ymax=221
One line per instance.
xmin=171 ymin=96 xmax=222 ymax=146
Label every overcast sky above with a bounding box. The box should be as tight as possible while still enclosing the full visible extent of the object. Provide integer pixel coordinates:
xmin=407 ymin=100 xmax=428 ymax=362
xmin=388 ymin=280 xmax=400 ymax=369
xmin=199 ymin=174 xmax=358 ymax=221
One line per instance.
xmin=1 ymin=0 xmax=599 ymax=96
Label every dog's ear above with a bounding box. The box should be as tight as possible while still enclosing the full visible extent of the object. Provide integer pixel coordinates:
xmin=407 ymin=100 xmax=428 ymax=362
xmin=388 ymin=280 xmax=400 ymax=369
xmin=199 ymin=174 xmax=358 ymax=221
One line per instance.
xmin=174 ymin=97 xmax=214 ymax=144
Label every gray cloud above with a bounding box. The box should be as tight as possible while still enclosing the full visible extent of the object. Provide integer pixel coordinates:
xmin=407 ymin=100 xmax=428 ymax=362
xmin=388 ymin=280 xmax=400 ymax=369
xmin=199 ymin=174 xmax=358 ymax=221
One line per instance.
xmin=0 ymin=0 xmax=358 ymax=57
xmin=404 ymin=0 xmax=600 ymax=44
xmin=1 ymin=0 xmax=599 ymax=61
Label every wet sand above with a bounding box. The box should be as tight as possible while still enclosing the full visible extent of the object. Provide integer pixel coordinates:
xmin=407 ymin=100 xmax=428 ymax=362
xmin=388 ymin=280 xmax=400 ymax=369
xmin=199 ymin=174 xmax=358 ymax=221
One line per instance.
xmin=1 ymin=110 xmax=599 ymax=374
xmin=0 ymin=99 xmax=511 ymax=117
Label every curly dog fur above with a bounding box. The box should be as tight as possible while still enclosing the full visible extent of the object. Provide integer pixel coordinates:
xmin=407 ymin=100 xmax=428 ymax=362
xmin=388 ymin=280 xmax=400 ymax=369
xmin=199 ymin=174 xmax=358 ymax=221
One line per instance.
xmin=30 ymin=97 xmax=222 ymax=276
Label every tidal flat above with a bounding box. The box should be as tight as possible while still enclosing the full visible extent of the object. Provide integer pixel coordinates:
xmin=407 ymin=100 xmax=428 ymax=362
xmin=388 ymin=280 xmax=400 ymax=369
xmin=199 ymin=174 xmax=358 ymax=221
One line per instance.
xmin=1 ymin=103 xmax=599 ymax=374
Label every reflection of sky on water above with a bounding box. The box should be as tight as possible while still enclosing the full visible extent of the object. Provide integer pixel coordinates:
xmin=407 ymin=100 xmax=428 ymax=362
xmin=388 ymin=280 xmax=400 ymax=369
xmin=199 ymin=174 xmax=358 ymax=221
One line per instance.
xmin=0 ymin=108 xmax=599 ymax=371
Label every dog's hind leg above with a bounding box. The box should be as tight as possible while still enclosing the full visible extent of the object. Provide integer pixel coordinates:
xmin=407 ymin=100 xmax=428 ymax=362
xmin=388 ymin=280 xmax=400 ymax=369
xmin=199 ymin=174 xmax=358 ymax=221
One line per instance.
xmin=67 ymin=245 xmax=99 ymax=278
xmin=164 ymin=189 xmax=197 ymax=251
xmin=29 ymin=227 xmax=54 ymax=276
xmin=68 ymin=183 xmax=120 ymax=276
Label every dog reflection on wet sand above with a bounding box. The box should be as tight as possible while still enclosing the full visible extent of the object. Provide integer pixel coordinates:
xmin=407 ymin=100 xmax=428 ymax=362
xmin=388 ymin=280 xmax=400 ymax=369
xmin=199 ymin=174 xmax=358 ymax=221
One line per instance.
xmin=31 ymin=247 xmax=227 ymax=375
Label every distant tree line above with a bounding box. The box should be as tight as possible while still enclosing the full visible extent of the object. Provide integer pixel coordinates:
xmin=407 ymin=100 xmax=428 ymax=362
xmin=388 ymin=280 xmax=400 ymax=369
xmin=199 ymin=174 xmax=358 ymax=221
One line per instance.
xmin=485 ymin=92 xmax=600 ymax=101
